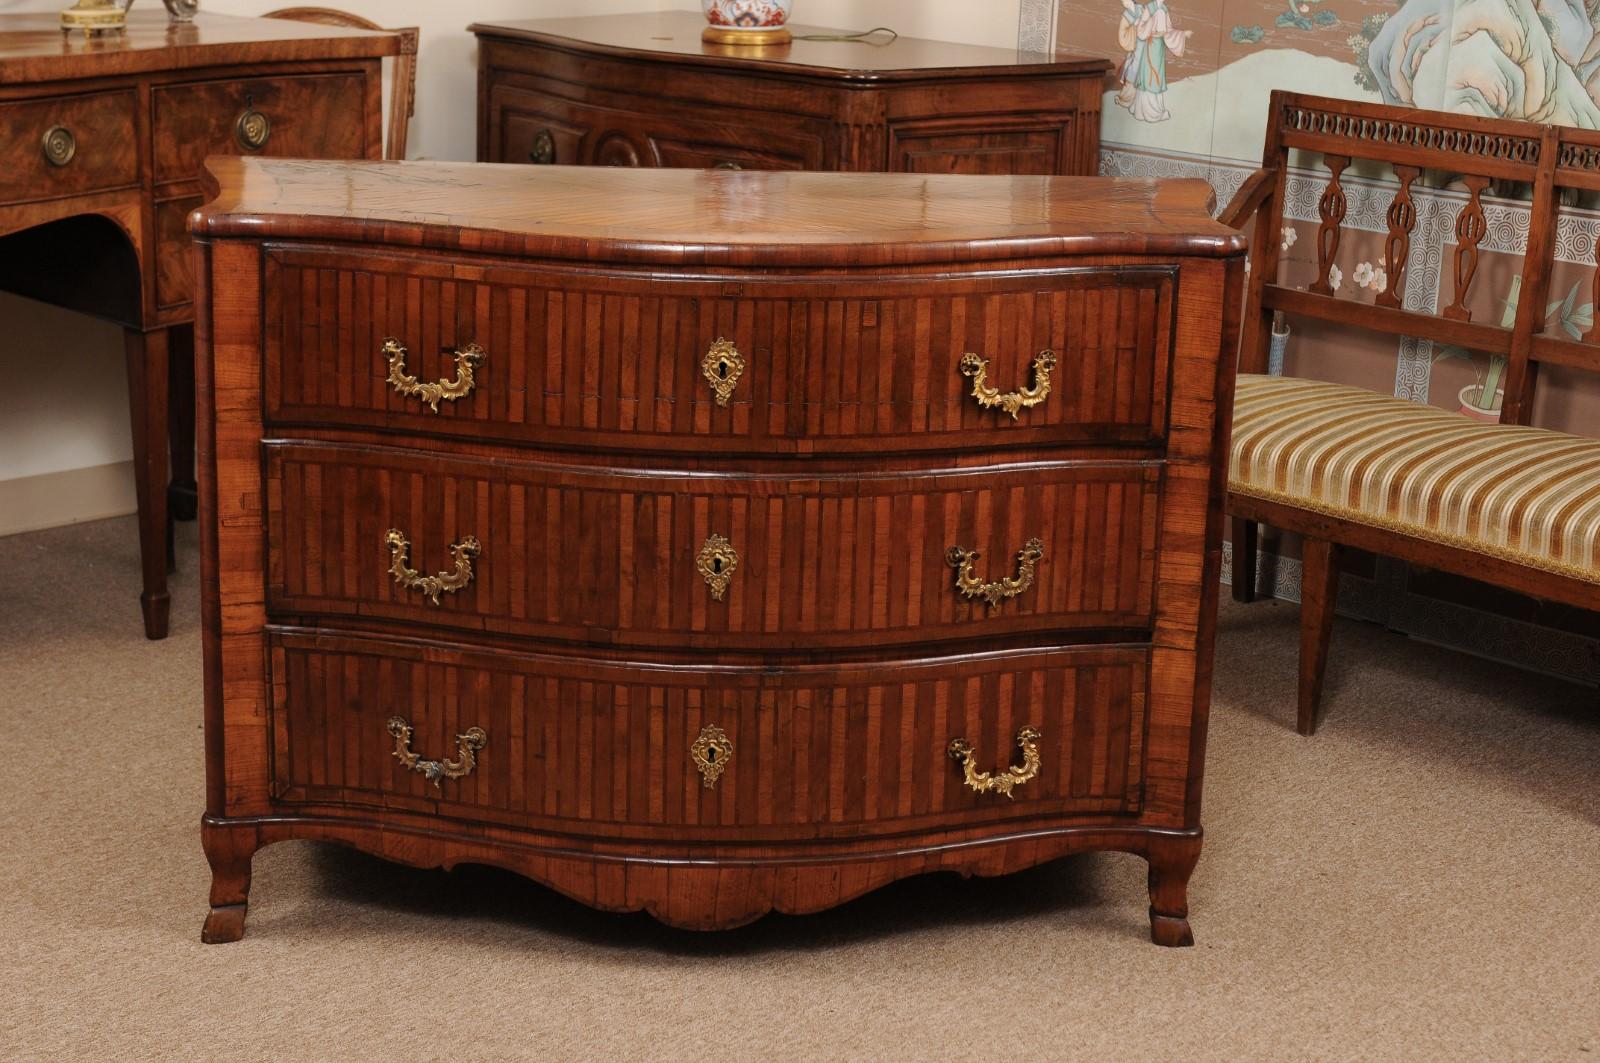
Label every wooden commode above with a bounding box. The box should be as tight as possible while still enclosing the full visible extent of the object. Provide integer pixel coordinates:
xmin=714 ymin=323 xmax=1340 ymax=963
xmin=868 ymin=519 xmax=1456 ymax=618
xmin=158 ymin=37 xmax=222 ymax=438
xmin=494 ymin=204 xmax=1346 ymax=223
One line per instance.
xmin=193 ymin=159 xmax=1244 ymax=944
xmin=473 ymin=11 xmax=1108 ymax=176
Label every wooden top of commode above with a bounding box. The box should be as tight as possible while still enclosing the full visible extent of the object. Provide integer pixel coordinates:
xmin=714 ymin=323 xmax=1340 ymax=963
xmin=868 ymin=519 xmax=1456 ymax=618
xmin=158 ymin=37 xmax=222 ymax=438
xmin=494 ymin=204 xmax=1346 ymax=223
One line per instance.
xmin=193 ymin=156 xmax=1243 ymax=269
xmin=469 ymin=10 xmax=1108 ymax=83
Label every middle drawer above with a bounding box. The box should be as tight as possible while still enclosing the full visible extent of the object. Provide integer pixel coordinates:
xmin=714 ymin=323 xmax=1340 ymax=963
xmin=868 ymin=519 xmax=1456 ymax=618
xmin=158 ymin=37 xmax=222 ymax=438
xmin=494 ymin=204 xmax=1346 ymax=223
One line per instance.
xmin=266 ymin=442 xmax=1161 ymax=650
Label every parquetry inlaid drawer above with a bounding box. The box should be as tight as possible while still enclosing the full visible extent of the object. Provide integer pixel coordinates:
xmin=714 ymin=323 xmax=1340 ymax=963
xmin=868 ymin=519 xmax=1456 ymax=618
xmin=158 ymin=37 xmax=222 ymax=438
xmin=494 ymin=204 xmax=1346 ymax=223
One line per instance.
xmin=153 ymin=74 xmax=367 ymax=184
xmin=0 ymin=90 xmax=138 ymax=204
xmin=264 ymin=442 xmax=1162 ymax=650
xmin=267 ymin=629 xmax=1149 ymax=838
xmin=263 ymin=249 xmax=1178 ymax=453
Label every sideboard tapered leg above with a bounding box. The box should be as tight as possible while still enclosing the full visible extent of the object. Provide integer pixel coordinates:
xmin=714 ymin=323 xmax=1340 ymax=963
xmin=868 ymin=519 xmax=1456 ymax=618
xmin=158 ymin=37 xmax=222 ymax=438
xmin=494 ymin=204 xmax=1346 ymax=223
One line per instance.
xmin=1146 ymin=834 xmax=1201 ymax=947
xmin=201 ymin=821 xmax=258 ymax=944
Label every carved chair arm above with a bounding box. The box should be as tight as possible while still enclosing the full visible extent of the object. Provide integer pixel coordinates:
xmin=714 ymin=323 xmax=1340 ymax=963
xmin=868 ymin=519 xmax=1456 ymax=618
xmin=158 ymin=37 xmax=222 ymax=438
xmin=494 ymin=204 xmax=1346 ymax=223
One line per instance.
xmin=1217 ymin=167 xmax=1278 ymax=231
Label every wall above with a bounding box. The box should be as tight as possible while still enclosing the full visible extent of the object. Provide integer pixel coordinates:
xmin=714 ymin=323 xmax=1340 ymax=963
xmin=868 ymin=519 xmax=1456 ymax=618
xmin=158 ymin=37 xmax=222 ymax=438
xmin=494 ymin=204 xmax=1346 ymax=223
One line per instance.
xmin=0 ymin=0 xmax=1022 ymax=533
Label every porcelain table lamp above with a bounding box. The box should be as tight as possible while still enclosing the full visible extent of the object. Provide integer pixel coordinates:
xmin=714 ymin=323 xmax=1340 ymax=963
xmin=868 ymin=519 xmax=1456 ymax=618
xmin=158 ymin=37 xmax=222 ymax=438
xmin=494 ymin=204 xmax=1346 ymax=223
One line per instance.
xmin=702 ymin=0 xmax=793 ymax=46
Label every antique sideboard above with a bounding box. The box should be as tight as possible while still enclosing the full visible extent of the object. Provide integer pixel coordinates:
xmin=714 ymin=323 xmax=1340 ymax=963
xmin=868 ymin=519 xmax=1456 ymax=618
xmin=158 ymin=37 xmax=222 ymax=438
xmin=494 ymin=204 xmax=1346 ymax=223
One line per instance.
xmin=473 ymin=11 xmax=1108 ymax=175
xmin=0 ymin=12 xmax=395 ymax=638
xmin=193 ymin=158 xmax=1244 ymax=944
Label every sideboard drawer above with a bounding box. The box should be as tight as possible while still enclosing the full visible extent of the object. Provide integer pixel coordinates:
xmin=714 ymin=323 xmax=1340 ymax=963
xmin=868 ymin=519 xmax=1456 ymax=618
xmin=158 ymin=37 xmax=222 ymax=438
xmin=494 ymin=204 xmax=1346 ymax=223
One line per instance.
xmin=268 ymin=629 xmax=1149 ymax=838
xmin=265 ymin=442 xmax=1161 ymax=650
xmin=0 ymin=91 xmax=138 ymax=204
xmin=490 ymin=84 xmax=824 ymax=171
xmin=153 ymin=73 xmax=368 ymax=184
xmin=265 ymin=250 xmax=1178 ymax=453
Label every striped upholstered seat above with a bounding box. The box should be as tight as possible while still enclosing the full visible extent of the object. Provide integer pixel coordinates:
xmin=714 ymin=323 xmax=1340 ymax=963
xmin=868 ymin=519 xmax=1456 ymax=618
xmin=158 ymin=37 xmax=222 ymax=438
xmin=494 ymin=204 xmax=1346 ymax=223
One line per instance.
xmin=1230 ymin=374 xmax=1600 ymax=586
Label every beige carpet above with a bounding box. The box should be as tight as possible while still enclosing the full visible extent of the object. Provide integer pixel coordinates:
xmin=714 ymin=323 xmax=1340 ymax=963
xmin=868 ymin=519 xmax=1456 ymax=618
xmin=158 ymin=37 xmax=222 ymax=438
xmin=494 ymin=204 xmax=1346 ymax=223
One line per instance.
xmin=1 ymin=516 xmax=1597 ymax=1062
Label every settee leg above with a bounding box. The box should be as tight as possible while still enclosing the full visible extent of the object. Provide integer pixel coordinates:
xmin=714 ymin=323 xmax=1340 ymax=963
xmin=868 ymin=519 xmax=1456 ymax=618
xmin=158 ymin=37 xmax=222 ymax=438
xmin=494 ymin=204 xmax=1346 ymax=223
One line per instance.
xmin=1231 ymin=517 xmax=1258 ymax=603
xmin=1298 ymin=537 xmax=1341 ymax=736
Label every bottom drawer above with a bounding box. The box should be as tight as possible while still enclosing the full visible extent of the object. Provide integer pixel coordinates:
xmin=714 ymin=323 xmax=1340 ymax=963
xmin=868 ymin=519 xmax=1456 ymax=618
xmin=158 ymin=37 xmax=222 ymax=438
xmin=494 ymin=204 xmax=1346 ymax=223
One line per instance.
xmin=268 ymin=630 xmax=1149 ymax=841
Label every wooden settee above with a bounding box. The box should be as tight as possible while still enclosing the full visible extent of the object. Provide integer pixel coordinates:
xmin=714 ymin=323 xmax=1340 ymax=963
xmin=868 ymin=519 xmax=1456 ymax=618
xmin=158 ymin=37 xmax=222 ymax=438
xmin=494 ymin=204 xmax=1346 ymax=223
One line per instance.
xmin=1221 ymin=91 xmax=1600 ymax=734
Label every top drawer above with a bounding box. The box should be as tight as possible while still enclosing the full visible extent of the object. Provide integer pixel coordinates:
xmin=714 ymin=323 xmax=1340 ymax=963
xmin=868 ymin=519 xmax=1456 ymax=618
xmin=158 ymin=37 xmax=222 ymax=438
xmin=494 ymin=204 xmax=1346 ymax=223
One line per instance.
xmin=264 ymin=250 xmax=1178 ymax=455
xmin=153 ymin=73 xmax=368 ymax=184
xmin=0 ymin=91 xmax=138 ymax=204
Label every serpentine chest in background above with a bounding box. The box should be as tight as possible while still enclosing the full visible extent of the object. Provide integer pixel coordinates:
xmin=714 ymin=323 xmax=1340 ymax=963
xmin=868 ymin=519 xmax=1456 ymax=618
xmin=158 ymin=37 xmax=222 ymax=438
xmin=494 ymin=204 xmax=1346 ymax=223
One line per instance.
xmin=192 ymin=158 xmax=1244 ymax=945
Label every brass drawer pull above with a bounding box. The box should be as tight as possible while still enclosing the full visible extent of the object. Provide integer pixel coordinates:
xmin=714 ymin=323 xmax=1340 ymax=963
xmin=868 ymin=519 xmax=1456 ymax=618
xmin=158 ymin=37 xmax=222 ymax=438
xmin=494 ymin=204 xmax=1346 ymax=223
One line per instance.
xmin=529 ymin=128 xmax=556 ymax=164
xmin=946 ymin=537 xmax=1045 ymax=608
xmin=384 ymin=529 xmax=480 ymax=605
xmin=702 ymin=337 xmax=744 ymax=407
xmin=949 ymin=726 xmax=1041 ymax=799
xmin=697 ymin=534 xmax=738 ymax=601
xmin=959 ymin=349 xmax=1058 ymax=420
xmin=235 ymin=99 xmax=271 ymax=151
xmin=42 ymin=125 xmax=76 ymax=167
xmin=387 ymin=715 xmax=487 ymax=789
xmin=691 ymin=724 xmax=733 ymax=789
xmin=383 ymin=338 xmax=485 ymax=412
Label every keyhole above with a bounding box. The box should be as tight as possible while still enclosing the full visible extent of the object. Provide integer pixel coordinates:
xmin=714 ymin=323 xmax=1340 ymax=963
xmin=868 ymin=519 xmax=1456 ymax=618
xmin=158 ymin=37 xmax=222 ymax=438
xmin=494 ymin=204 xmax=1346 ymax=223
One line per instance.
xmin=705 ymin=747 xmax=718 ymax=763
xmin=716 ymin=359 xmax=730 ymax=380
xmin=712 ymin=557 xmax=724 ymax=574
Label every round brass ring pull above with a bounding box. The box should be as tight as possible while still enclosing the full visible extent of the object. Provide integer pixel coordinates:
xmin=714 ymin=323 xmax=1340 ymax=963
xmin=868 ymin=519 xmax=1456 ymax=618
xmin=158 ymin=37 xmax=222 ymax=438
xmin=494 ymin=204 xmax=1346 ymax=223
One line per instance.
xmin=529 ymin=129 xmax=556 ymax=164
xmin=42 ymin=125 xmax=76 ymax=167
xmin=949 ymin=726 xmax=1041 ymax=799
xmin=235 ymin=104 xmax=271 ymax=151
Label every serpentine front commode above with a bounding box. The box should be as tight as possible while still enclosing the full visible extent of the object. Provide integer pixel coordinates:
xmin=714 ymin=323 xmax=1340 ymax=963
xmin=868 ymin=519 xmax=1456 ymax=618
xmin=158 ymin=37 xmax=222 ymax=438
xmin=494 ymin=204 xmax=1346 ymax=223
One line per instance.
xmin=192 ymin=157 xmax=1244 ymax=945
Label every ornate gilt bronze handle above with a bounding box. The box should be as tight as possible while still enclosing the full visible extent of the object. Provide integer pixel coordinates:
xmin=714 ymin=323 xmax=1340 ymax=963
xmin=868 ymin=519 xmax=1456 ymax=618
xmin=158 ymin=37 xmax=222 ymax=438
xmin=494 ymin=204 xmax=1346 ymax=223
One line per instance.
xmin=383 ymin=338 xmax=485 ymax=412
xmin=702 ymin=337 xmax=744 ymax=407
xmin=958 ymin=350 xmax=1058 ymax=420
xmin=946 ymin=537 xmax=1045 ymax=608
xmin=386 ymin=715 xmax=487 ymax=790
xmin=42 ymin=125 xmax=76 ymax=167
xmin=697 ymin=534 xmax=738 ymax=601
xmin=949 ymin=726 xmax=1041 ymax=799
xmin=384 ymin=529 xmax=480 ymax=605
xmin=235 ymin=98 xmax=271 ymax=151
xmin=529 ymin=129 xmax=556 ymax=164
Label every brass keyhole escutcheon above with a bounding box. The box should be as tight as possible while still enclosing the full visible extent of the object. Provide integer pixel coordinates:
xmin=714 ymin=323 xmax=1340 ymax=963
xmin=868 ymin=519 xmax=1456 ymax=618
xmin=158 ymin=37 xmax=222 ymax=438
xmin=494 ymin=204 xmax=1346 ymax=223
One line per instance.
xmin=691 ymin=725 xmax=733 ymax=789
xmin=235 ymin=98 xmax=271 ymax=151
xmin=701 ymin=337 xmax=745 ymax=407
xmin=697 ymin=535 xmax=739 ymax=601
xmin=42 ymin=125 xmax=76 ymax=167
